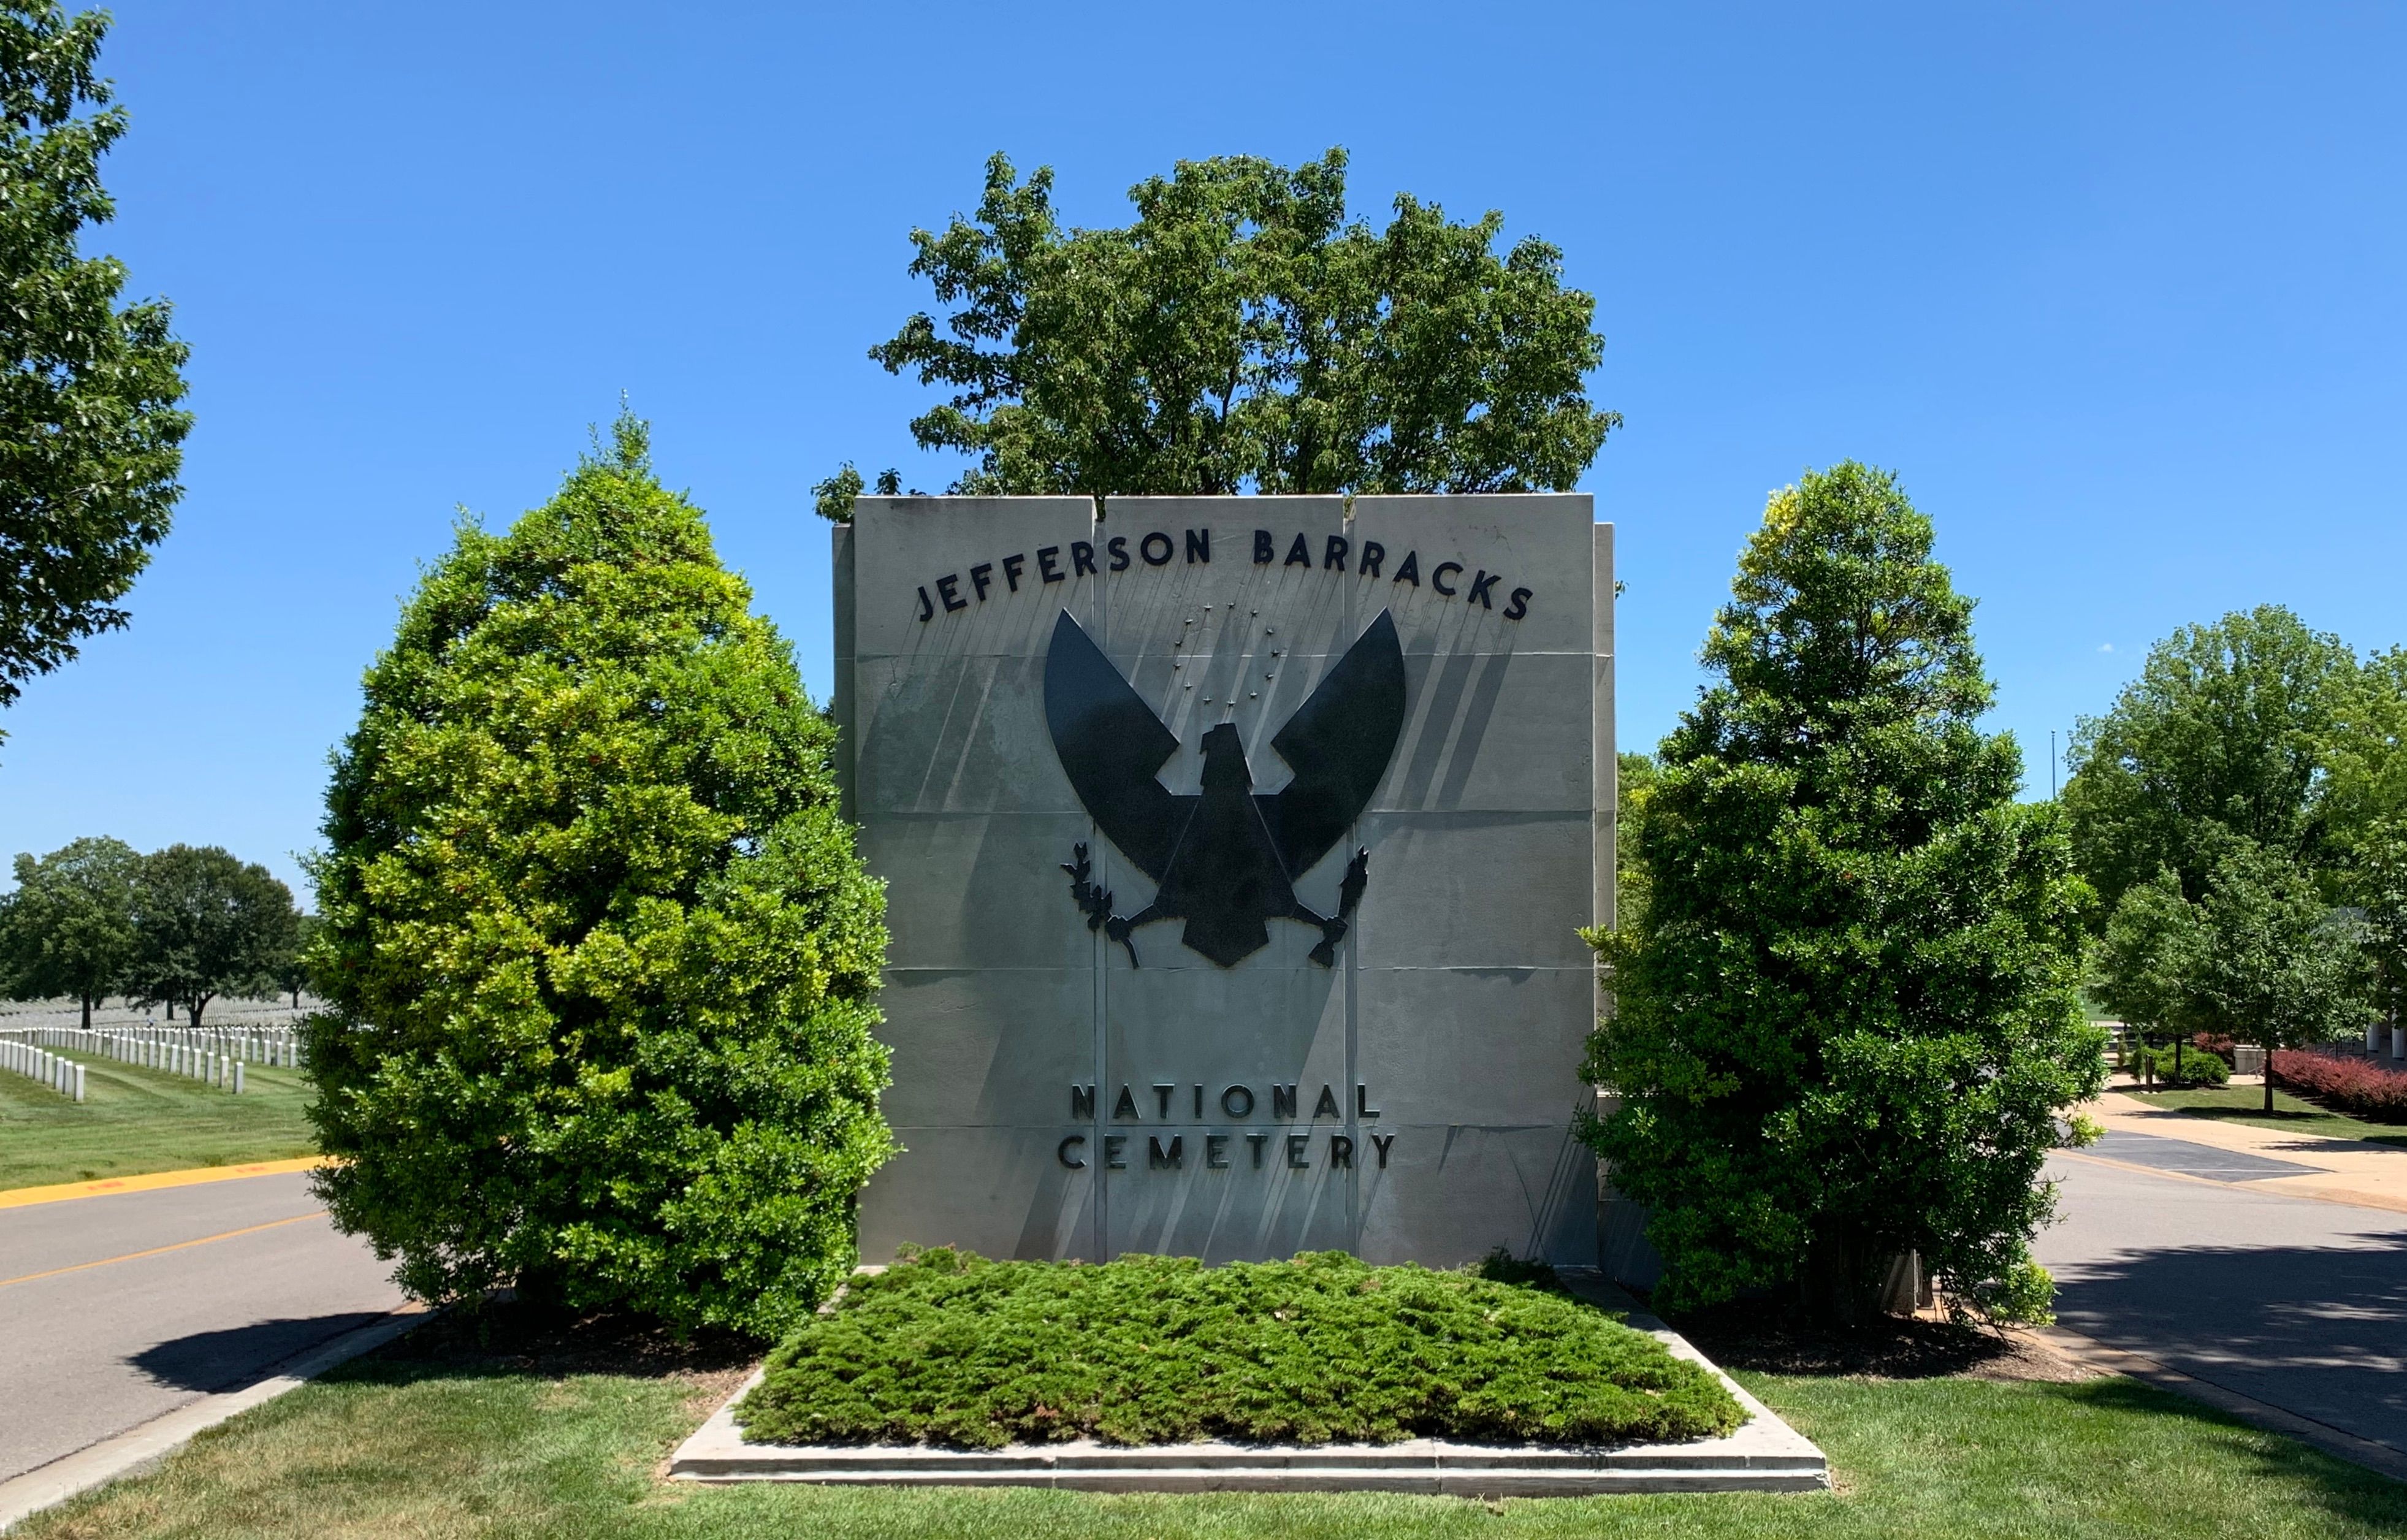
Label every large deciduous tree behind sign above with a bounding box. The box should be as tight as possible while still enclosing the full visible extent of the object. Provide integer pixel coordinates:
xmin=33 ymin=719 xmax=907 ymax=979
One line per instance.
xmin=1583 ymin=463 xmax=2102 ymax=1325
xmin=836 ymin=150 xmax=1615 ymax=506
xmin=0 ymin=6 xmax=189 ymax=734
xmin=305 ymin=416 xmax=893 ymax=1336
xmin=123 ymin=844 xmax=299 ymax=1031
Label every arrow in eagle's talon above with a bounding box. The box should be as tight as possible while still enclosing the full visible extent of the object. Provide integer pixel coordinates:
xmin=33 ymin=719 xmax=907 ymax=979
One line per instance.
xmin=1337 ymin=847 xmax=1369 ymax=920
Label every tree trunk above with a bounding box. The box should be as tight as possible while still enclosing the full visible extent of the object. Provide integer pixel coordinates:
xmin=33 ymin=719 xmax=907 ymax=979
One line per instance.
xmin=2265 ymin=1043 xmax=2276 ymax=1115
xmin=166 ymin=998 xmax=175 ymax=1021
xmin=1801 ymin=1223 xmax=1892 ymax=1329
xmin=80 ymin=994 xmax=91 ymax=1031
xmin=189 ymin=993 xmax=210 ymax=1032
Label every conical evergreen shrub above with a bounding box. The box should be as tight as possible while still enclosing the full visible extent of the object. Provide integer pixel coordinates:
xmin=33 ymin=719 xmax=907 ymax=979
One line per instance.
xmin=305 ymin=414 xmax=892 ymax=1335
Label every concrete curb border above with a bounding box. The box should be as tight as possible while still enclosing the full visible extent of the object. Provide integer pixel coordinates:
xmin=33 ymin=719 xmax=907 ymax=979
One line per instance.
xmin=0 ymin=1303 xmax=431 ymax=1533
xmin=2041 ymin=1325 xmax=2407 ymax=1485
xmin=668 ymin=1279 xmax=1829 ymax=1497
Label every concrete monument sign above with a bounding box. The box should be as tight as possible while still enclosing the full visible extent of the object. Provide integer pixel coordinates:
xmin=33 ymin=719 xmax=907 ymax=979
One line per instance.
xmin=834 ymin=495 xmax=1612 ymax=1265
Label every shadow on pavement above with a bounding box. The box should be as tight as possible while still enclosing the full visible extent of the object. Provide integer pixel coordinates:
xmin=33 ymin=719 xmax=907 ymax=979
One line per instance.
xmin=128 ymin=1312 xmax=389 ymax=1392
xmin=2054 ymin=1239 xmax=2407 ymax=1455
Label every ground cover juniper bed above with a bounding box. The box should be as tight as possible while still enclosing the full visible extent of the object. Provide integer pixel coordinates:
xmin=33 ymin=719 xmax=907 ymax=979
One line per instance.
xmin=735 ymin=1249 xmax=1741 ymax=1451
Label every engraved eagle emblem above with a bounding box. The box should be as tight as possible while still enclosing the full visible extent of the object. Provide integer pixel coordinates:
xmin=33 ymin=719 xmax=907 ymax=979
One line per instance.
xmin=1043 ymin=608 xmax=1406 ymax=967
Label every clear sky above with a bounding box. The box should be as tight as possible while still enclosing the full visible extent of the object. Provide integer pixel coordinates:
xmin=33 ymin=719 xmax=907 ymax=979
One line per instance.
xmin=1 ymin=2 xmax=2400 ymax=894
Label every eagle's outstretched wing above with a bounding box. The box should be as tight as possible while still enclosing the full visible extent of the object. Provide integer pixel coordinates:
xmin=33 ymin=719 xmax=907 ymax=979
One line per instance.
xmin=1258 ymin=608 xmax=1406 ymax=879
xmin=1043 ymin=610 xmax=1188 ymax=881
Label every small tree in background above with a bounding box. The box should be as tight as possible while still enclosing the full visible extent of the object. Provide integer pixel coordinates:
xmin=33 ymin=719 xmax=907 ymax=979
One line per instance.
xmin=124 ymin=844 xmax=297 ymax=1029
xmin=0 ymin=6 xmax=191 ymax=741
xmin=1584 ymin=463 xmax=2102 ymax=1326
xmin=306 ymin=414 xmax=893 ymax=1337
xmin=2178 ymin=845 xmax=2370 ymax=1114
xmin=0 ymin=835 xmax=138 ymax=1026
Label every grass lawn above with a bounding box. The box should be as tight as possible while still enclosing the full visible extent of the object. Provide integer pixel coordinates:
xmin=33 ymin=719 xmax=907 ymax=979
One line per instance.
xmin=16 ymin=1305 xmax=2407 ymax=1539
xmin=2125 ymin=1084 xmax=2407 ymax=1149
xmin=0 ymin=1048 xmax=318 ymax=1189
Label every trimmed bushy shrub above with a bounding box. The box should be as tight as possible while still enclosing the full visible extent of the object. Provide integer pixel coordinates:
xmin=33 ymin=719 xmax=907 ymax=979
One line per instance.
xmin=737 ymin=1249 xmax=1742 ymax=1450
xmin=304 ymin=416 xmax=893 ymax=1336
xmin=2138 ymin=1043 xmax=2229 ymax=1087
xmin=2272 ymin=1050 xmax=2407 ymax=1121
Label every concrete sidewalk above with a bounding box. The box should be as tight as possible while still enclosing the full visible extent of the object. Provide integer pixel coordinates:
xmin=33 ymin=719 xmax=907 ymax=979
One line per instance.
xmin=2075 ymin=1088 xmax=2407 ymax=1214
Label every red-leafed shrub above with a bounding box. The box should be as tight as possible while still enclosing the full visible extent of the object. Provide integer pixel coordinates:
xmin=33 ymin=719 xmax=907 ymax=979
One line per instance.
xmin=2270 ymin=1050 xmax=2407 ymax=1121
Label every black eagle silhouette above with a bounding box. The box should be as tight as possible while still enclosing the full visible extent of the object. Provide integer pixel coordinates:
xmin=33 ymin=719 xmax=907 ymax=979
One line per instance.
xmin=1045 ymin=608 xmax=1407 ymax=967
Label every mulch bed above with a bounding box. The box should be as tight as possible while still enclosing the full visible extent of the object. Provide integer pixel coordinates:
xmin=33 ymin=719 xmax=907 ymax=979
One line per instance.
xmin=1664 ymin=1298 xmax=2097 ymax=1383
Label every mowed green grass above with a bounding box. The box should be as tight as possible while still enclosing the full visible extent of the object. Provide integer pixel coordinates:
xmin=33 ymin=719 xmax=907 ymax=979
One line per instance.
xmin=0 ymin=1048 xmax=318 ymax=1189
xmin=2127 ymin=1085 xmax=2407 ymax=1149
xmin=18 ymin=1340 xmax=2407 ymax=1539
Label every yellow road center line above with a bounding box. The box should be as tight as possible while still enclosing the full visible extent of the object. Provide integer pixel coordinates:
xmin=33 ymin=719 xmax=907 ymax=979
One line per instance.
xmin=0 ymin=1156 xmax=334 ymax=1209
xmin=0 ymin=1211 xmax=327 ymax=1290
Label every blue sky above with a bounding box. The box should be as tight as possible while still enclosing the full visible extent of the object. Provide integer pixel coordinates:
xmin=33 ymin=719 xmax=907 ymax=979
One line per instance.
xmin=1 ymin=2 xmax=2400 ymax=893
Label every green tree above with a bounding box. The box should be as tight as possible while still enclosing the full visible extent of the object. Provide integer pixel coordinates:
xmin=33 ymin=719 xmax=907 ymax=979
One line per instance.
xmin=272 ymin=912 xmax=317 ymax=1008
xmin=1584 ymin=463 xmax=2102 ymax=1326
xmin=0 ymin=834 xmax=136 ymax=1026
xmin=856 ymin=150 xmax=1615 ymax=503
xmin=2092 ymin=870 xmax=2198 ymax=1081
xmin=2176 ymin=844 xmax=2371 ymax=1114
xmin=124 ymin=844 xmax=297 ymax=1030
xmin=306 ymin=414 xmax=893 ymax=1337
xmin=2062 ymin=608 xmax=2354 ymax=918
xmin=0 ymin=6 xmax=190 ymax=736
xmin=1612 ymin=750 xmax=1658 ymax=932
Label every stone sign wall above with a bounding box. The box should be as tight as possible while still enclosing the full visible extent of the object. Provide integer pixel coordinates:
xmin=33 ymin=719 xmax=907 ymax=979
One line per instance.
xmin=834 ymin=495 xmax=1612 ymax=1265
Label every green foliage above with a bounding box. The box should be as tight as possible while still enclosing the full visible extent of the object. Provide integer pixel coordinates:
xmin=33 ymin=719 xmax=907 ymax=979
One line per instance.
xmin=736 ymin=1248 xmax=1738 ymax=1451
xmin=1583 ymin=463 xmax=2104 ymax=1326
xmin=1611 ymin=750 xmax=1659 ymax=931
xmin=123 ymin=844 xmax=299 ymax=1030
xmin=2063 ymin=607 xmax=2354 ymax=920
xmin=0 ymin=5 xmax=190 ymax=735
xmin=864 ymin=150 xmax=1616 ymax=500
xmin=2134 ymin=1043 xmax=2230 ymax=1088
xmin=305 ymin=414 xmax=893 ymax=1337
xmin=0 ymin=835 xmax=137 ymax=1024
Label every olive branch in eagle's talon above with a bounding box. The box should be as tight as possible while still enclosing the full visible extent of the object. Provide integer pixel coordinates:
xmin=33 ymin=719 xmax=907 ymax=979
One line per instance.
xmin=1061 ymin=842 xmax=1140 ymax=966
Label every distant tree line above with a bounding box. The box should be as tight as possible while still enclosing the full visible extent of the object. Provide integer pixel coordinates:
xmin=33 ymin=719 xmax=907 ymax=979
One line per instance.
xmin=0 ymin=837 xmax=307 ymax=1030
xmin=2069 ymin=606 xmax=2403 ymax=1110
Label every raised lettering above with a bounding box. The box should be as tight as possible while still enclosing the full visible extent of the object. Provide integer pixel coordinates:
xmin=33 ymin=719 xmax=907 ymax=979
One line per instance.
xmin=938 ymin=574 xmax=966 ymax=612
xmin=1071 ymin=1084 xmax=1095 ymax=1120
xmin=970 ymin=563 xmax=994 ymax=601
xmin=1114 ymin=1084 xmax=1139 ymax=1120
xmin=1104 ymin=1135 xmax=1127 ymax=1169
xmin=1221 ymin=1084 xmax=1255 ymax=1118
xmin=1314 ymin=1084 xmax=1341 ymax=1119
xmin=1504 ymin=586 xmax=1531 ymax=621
xmin=1072 ymin=541 xmax=1097 ymax=576
xmin=1149 ymin=1134 xmax=1184 ymax=1169
xmin=1286 ymin=1134 xmax=1311 ymax=1169
xmin=1039 ymin=546 xmax=1065 ymax=582
xmin=1248 ymin=1132 xmax=1270 ymax=1168
xmin=1370 ymin=1132 xmax=1395 ymax=1168
xmin=1058 ymin=1135 xmax=1088 ymax=1169
xmin=1108 ymin=535 xmax=1131 ymax=571
xmin=1359 ymin=540 xmax=1386 ymax=579
xmin=1432 ymin=562 xmax=1462 ymax=597
xmin=1205 ymin=1133 xmax=1230 ymax=1168
xmin=1154 ymin=1083 xmax=1175 ymax=1119
xmin=1324 ymin=535 xmax=1348 ymax=571
xmin=1356 ymin=1083 xmax=1380 ymax=1119
xmin=1285 ymin=533 xmax=1311 ymax=567
xmin=1394 ymin=550 xmax=1421 ymax=587
xmin=1272 ymin=1084 xmax=1298 ymax=1119
xmin=1002 ymin=552 xmax=1027 ymax=592
xmin=1186 ymin=528 xmax=1210 ymax=564
xmin=1254 ymin=528 xmax=1276 ymax=563
xmin=1193 ymin=1084 xmax=1204 ymax=1119
xmin=1330 ymin=1134 xmax=1354 ymax=1169
xmin=1465 ymin=569 xmax=1499 ymax=608
xmin=1141 ymin=531 xmax=1174 ymax=566
xmin=916 ymin=585 xmax=934 ymax=622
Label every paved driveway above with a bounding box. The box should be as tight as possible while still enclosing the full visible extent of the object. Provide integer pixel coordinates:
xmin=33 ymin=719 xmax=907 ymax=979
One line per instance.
xmin=0 ymin=1171 xmax=404 ymax=1484
xmin=2039 ymin=1146 xmax=2407 ymax=1465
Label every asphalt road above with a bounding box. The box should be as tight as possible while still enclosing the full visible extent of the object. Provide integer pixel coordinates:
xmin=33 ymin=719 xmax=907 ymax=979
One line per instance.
xmin=0 ymin=1172 xmax=405 ymax=1484
xmin=2038 ymin=1146 xmax=2407 ymax=1465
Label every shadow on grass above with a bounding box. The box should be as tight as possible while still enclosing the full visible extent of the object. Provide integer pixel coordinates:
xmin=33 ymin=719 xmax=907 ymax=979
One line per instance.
xmin=2167 ymin=1104 xmax=2407 ymax=1148
xmin=129 ymin=1313 xmax=392 ymax=1392
xmin=1663 ymin=1297 xmax=2066 ymax=1380
xmin=2055 ymin=1376 xmax=2407 ymax=1528
xmin=326 ymin=1298 xmax=765 ymax=1389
